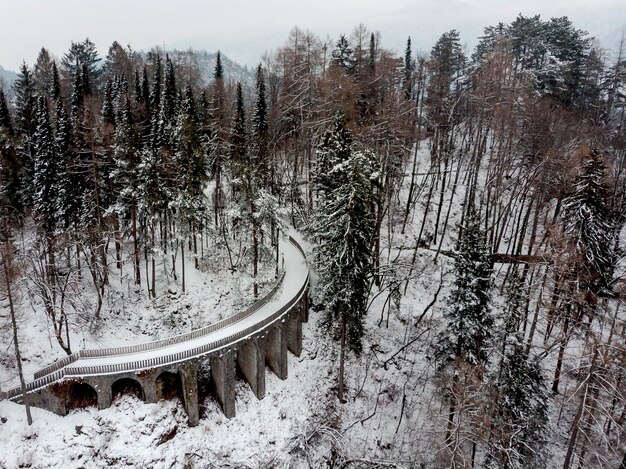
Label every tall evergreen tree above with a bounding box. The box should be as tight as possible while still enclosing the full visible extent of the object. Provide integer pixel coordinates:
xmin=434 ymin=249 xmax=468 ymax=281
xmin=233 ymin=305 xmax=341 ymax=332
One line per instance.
xmin=214 ymin=51 xmax=224 ymax=80
xmin=162 ymin=55 xmax=178 ymax=123
xmin=13 ymin=62 xmax=38 ymax=205
xmin=0 ymin=88 xmax=22 ymax=217
xmin=54 ymin=99 xmax=76 ymax=229
xmin=561 ymin=147 xmax=618 ymax=302
xmin=0 ymin=88 xmax=14 ymax=135
xmin=50 ymin=61 xmax=61 ymax=101
xmin=403 ymin=36 xmax=415 ymax=99
xmin=32 ymin=97 xmax=60 ymax=234
xmin=433 ymin=207 xmax=493 ymax=368
xmin=252 ymin=64 xmax=269 ymax=187
xmin=61 ymin=38 xmax=101 ymax=86
xmin=230 ymin=82 xmax=247 ymax=185
xmin=331 ymin=35 xmax=355 ymax=74
xmin=486 ymin=337 xmax=549 ymax=469
xmin=310 ymin=120 xmax=378 ymax=401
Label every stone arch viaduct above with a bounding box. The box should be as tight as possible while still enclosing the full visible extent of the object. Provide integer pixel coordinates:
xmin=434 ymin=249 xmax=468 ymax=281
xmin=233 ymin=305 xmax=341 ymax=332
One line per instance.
xmin=0 ymin=235 xmax=309 ymax=427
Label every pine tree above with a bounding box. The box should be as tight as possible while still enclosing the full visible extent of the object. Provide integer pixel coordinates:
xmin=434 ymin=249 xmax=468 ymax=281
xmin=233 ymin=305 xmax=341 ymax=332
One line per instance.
xmin=252 ymin=64 xmax=269 ymax=187
xmin=331 ymin=35 xmax=355 ymax=74
xmin=433 ymin=207 xmax=493 ymax=368
xmin=113 ymin=97 xmax=141 ymax=284
xmin=141 ymin=65 xmax=151 ymax=111
xmin=486 ymin=337 xmax=549 ymax=468
xmin=13 ymin=62 xmax=38 ymax=206
xmin=50 ymin=61 xmax=61 ymax=101
xmin=81 ymin=63 xmax=92 ymax=97
xmin=214 ymin=51 xmax=224 ymax=80
xmin=0 ymin=88 xmax=14 ymax=135
xmin=61 ymin=38 xmax=101 ymax=86
xmin=161 ymin=55 xmax=177 ymax=123
xmin=561 ymin=147 xmax=617 ymax=299
xmin=312 ymin=115 xmax=353 ymax=197
xmin=101 ymin=79 xmax=115 ymax=126
xmin=32 ymin=97 xmax=60 ymax=234
xmin=230 ymin=82 xmax=247 ymax=186
xmin=14 ymin=62 xmax=38 ymax=139
xmin=70 ymin=64 xmax=84 ymax=115
xmin=403 ymin=36 xmax=414 ymax=99
xmin=310 ymin=120 xmax=378 ymax=401
xmin=210 ymin=51 xmax=227 ymax=228
xmin=149 ymin=55 xmax=163 ymax=149
xmin=0 ymin=88 xmax=22 ymax=217
xmin=54 ymin=99 xmax=76 ymax=229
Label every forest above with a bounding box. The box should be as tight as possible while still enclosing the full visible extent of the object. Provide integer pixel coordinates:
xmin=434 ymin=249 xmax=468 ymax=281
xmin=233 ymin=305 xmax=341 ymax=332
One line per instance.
xmin=1 ymin=13 xmax=626 ymax=468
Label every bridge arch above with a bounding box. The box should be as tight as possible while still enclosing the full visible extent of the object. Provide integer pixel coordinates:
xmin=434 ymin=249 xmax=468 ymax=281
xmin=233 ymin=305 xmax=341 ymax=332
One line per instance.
xmin=112 ymin=378 xmax=144 ymax=401
xmin=66 ymin=381 xmax=98 ymax=410
xmin=155 ymin=371 xmax=183 ymax=401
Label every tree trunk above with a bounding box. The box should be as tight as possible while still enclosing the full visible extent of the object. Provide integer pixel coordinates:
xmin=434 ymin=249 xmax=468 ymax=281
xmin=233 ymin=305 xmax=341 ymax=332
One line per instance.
xmin=151 ymin=218 xmax=156 ymax=298
xmin=2 ymin=225 xmax=32 ymax=425
xmin=552 ymin=315 xmax=570 ymax=394
xmin=338 ymin=315 xmax=347 ymax=403
xmin=132 ymin=203 xmax=141 ymax=285
xmin=181 ymin=242 xmax=185 ymax=293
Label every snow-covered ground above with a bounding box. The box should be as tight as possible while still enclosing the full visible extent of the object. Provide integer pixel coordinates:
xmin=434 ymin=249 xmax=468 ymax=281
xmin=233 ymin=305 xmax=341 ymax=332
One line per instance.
xmin=2 ymin=140 xmax=617 ymax=468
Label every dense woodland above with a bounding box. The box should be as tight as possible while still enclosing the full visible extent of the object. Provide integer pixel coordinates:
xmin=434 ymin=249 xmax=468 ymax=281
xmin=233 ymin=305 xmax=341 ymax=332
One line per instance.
xmin=1 ymin=14 xmax=626 ymax=468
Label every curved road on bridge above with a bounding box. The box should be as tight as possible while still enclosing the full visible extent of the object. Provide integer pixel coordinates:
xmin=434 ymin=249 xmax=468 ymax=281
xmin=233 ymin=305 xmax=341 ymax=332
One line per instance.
xmin=2 ymin=232 xmax=309 ymax=405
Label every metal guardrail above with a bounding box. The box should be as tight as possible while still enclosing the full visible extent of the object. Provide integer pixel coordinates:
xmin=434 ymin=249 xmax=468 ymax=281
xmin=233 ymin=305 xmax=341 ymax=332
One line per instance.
xmin=4 ymin=236 xmax=308 ymax=401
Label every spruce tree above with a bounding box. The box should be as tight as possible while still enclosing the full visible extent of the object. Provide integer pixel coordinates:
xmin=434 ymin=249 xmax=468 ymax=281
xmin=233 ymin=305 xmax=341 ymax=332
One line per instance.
xmin=101 ymin=79 xmax=115 ymax=126
xmin=162 ymin=55 xmax=177 ymax=123
xmin=252 ymin=64 xmax=269 ymax=187
xmin=50 ymin=61 xmax=61 ymax=101
xmin=0 ymin=88 xmax=14 ymax=135
xmin=230 ymin=82 xmax=246 ymax=186
xmin=312 ymin=115 xmax=353 ymax=197
xmin=486 ymin=337 xmax=549 ymax=468
xmin=310 ymin=120 xmax=378 ymax=401
xmin=561 ymin=148 xmax=617 ymax=306
xmin=14 ymin=62 xmax=38 ymax=139
xmin=331 ymin=35 xmax=355 ymax=74
xmin=54 ymin=99 xmax=75 ymax=229
xmin=13 ymin=62 xmax=38 ymax=206
xmin=141 ymin=65 xmax=151 ymax=111
xmin=32 ymin=97 xmax=60 ymax=234
xmin=433 ymin=207 xmax=493 ymax=368
xmin=214 ymin=51 xmax=224 ymax=80
xmin=61 ymin=38 xmax=101 ymax=86
xmin=0 ymin=88 xmax=22 ymax=217
xmin=70 ymin=64 xmax=84 ymax=115
xmin=403 ymin=36 xmax=414 ymax=99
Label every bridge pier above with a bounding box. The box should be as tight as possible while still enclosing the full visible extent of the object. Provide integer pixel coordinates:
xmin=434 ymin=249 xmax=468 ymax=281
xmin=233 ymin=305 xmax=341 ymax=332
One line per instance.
xmin=287 ymin=310 xmax=303 ymax=357
xmin=237 ymin=338 xmax=266 ymax=400
xmin=143 ymin=381 xmax=158 ymax=404
xmin=180 ymin=361 xmax=200 ymax=426
xmin=95 ymin=382 xmax=112 ymax=410
xmin=211 ymin=352 xmax=236 ymax=418
xmin=265 ymin=323 xmax=288 ymax=380
xmin=302 ymin=291 xmax=309 ymax=323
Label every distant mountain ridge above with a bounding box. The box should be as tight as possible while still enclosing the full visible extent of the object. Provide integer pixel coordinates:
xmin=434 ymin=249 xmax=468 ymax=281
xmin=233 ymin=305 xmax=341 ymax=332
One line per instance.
xmin=165 ymin=49 xmax=256 ymax=88
xmin=0 ymin=65 xmax=17 ymax=90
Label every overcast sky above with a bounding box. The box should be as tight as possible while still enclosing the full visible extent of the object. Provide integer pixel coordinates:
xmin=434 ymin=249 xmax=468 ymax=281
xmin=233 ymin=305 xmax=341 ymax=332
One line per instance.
xmin=1 ymin=0 xmax=625 ymax=71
